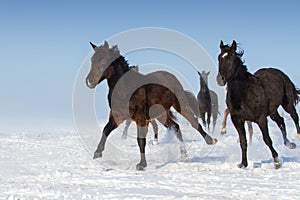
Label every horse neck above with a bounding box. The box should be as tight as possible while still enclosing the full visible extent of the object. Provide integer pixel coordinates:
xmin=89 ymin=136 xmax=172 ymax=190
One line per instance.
xmin=107 ymin=56 xmax=130 ymax=91
xmin=200 ymin=77 xmax=209 ymax=93
xmin=227 ymin=60 xmax=251 ymax=106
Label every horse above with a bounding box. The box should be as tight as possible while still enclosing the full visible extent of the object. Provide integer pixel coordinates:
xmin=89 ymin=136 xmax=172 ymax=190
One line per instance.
xmin=198 ymin=71 xmax=219 ymax=132
xmin=217 ymin=40 xmax=300 ymax=169
xmin=86 ymin=41 xmax=217 ymax=170
xmin=197 ymin=71 xmax=212 ymax=130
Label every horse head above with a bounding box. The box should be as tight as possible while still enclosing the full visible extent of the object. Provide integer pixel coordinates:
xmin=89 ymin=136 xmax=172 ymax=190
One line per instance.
xmin=86 ymin=41 xmax=120 ymax=89
xmin=216 ymin=40 xmax=244 ymax=86
xmin=198 ymin=70 xmax=210 ymax=85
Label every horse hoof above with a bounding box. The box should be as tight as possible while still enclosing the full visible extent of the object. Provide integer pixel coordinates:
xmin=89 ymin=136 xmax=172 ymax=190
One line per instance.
xmin=285 ymin=142 xmax=296 ymax=149
xmin=237 ymin=163 xmax=247 ymax=169
xmin=136 ymin=163 xmax=146 ymax=171
xmin=274 ymin=161 xmax=281 ymax=169
xmin=211 ymin=138 xmax=218 ymax=145
xmin=221 ymin=128 xmax=226 ymax=135
xmin=93 ymin=151 xmax=102 ymax=159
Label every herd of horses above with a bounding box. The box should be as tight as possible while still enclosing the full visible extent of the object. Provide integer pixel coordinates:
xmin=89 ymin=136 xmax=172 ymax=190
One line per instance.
xmin=86 ymin=40 xmax=300 ymax=170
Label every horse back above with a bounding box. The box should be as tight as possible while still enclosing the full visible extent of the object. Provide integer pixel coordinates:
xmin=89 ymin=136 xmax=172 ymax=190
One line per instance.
xmin=254 ymin=68 xmax=298 ymax=111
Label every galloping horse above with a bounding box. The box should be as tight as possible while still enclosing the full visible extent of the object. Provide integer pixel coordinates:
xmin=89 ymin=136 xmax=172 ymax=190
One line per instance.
xmin=217 ymin=40 xmax=300 ymax=169
xmin=86 ymin=41 xmax=217 ymax=170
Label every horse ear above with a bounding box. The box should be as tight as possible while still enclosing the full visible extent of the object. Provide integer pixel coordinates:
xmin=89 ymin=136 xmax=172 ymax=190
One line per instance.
xmin=231 ymin=40 xmax=237 ymax=52
xmin=104 ymin=41 xmax=109 ymax=49
xmin=207 ymin=71 xmax=210 ymax=76
xmin=220 ymin=40 xmax=224 ymax=49
xmin=197 ymin=71 xmax=201 ymax=76
xmin=89 ymin=42 xmax=97 ymax=50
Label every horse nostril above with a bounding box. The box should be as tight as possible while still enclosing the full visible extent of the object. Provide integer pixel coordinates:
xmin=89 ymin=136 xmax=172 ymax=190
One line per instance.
xmin=89 ymin=78 xmax=94 ymax=84
xmin=87 ymin=77 xmax=95 ymax=87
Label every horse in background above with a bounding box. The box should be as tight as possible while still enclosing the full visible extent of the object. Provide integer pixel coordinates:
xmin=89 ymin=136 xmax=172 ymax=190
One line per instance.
xmin=199 ymin=71 xmax=219 ymax=132
xmin=86 ymin=41 xmax=217 ymax=170
xmin=217 ymin=40 xmax=300 ymax=169
xmin=197 ymin=71 xmax=212 ymax=130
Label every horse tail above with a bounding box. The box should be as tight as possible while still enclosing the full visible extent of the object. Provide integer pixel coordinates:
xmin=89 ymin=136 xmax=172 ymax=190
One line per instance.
xmin=295 ymin=88 xmax=300 ymax=105
xmin=283 ymin=73 xmax=300 ymax=106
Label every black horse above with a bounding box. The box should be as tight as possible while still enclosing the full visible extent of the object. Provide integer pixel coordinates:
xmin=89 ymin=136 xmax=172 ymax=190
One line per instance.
xmin=197 ymin=71 xmax=212 ymax=130
xmin=217 ymin=40 xmax=300 ymax=169
xmin=86 ymin=41 xmax=217 ymax=170
xmin=198 ymin=71 xmax=219 ymax=132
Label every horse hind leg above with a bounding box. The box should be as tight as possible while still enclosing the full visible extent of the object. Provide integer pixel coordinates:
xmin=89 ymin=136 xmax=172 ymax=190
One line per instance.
xmin=221 ymin=108 xmax=230 ymax=135
xmin=200 ymin=110 xmax=206 ymax=128
xmin=283 ymin=104 xmax=300 ymax=139
xmin=270 ymin=111 xmax=296 ymax=149
xmin=150 ymin=120 xmax=159 ymax=144
xmin=212 ymin=110 xmax=218 ymax=133
xmin=257 ymin=117 xmax=281 ymax=169
xmin=174 ymin=102 xmax=217 ymax=145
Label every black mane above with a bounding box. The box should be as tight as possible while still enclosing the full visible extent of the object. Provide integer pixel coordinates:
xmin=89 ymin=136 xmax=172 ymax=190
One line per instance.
xmin=109 ymin=46 xmax=130 ymax=73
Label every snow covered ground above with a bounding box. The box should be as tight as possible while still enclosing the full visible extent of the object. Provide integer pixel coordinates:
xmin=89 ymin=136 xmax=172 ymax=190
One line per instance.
xmin=1 ymin=120 xmax=300 ymax=199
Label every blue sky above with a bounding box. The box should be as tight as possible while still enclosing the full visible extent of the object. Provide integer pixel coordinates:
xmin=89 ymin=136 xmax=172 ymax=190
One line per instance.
xmin=0 ymin=1 xmax=299 ymax=130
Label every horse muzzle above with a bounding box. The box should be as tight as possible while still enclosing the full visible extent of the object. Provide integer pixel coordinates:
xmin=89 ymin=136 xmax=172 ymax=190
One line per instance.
xmin=216 ymin=73 xmax=226 ymax=86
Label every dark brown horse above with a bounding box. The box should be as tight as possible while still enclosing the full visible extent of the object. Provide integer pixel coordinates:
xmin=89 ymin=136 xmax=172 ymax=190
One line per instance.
xmin=197 ymin=71 xmax=212 ymax=130
xmin=217 ymin=40 xmax=300 ymax=169
xmin=86 ymin=41 xmax=217 ymax=170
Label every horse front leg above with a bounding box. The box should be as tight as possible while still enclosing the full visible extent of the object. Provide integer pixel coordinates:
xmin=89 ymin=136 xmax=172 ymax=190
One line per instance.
xmin=207 ymin=111 xmax=211 ymax=131
xmin=136 ymin=124 xmax=149 ymax=170
xmin=231 ymin=117 xmax=248 ymax=168
xmin=94 ymin=114 xmax=118 ymax=159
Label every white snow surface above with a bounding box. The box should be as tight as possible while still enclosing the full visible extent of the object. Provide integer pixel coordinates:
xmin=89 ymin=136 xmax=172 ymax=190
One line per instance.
xmin=1 ymin=120 xmax=300 ymax=199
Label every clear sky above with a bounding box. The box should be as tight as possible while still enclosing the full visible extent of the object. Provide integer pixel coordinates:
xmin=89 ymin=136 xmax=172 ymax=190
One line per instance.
xmin=0 ymin=0 xmax=299 ymax=130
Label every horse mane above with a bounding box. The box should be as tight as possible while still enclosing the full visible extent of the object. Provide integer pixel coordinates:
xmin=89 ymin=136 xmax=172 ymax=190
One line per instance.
xmin=233 ymin=45 xmax=249 ymax=78
xmin=109 ymin=45 xmax=130 ymax=72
